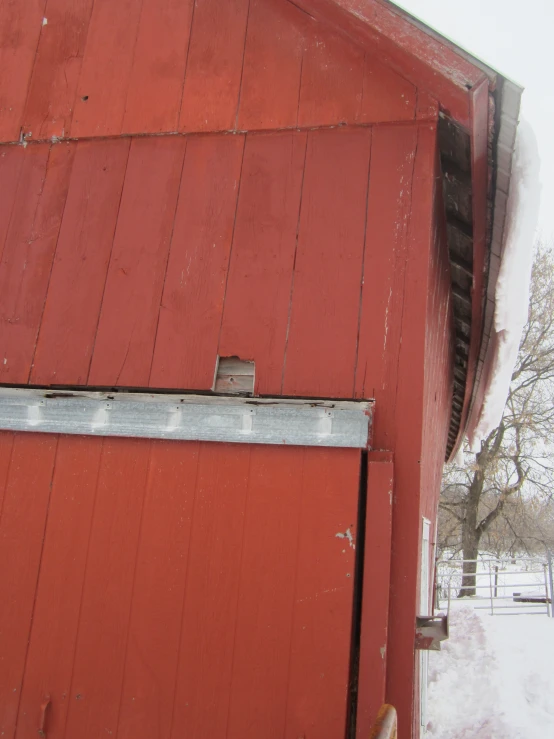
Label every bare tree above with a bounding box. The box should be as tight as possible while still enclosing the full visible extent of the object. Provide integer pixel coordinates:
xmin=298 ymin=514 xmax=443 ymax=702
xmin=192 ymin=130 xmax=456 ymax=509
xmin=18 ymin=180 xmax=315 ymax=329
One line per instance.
xmin=440 ymin=245 xmax=554 ymax=595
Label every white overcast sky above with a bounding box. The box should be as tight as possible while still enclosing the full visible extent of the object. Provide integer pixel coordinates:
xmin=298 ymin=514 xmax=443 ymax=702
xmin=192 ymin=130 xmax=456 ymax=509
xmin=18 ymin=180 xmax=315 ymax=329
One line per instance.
xmin=397 ymin=0 xmax=553 ymax=238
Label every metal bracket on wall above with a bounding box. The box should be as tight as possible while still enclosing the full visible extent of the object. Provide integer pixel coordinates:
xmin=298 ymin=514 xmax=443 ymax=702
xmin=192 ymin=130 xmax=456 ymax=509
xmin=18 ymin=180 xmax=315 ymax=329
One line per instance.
xmin=0 ymin=388 xmax=374 ymax=449
xmin=415 ymin=615 xmax=449 ymax=651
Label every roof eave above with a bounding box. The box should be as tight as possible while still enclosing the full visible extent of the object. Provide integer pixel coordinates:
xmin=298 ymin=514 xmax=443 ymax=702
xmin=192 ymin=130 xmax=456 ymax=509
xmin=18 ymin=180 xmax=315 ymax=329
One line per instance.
xmin=452 ymin=76 xmax=523 ymax=457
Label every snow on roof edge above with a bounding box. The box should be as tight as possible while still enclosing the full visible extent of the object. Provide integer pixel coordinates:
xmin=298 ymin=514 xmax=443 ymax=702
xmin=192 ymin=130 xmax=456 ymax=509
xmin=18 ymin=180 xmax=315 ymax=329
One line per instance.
xmin=466 ymin=88 xmax=541 ymax=451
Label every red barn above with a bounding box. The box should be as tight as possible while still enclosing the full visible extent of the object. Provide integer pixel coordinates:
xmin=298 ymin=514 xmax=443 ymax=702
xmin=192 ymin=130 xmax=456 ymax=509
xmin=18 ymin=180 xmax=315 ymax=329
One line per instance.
xmin=0 ymin=1 xmax=521 ymax=737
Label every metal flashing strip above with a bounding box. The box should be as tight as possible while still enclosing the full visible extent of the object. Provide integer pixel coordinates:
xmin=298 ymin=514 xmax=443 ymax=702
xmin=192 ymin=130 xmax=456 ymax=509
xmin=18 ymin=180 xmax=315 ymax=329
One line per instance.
xmin=0 ymin=388 xmax=373 ymax=449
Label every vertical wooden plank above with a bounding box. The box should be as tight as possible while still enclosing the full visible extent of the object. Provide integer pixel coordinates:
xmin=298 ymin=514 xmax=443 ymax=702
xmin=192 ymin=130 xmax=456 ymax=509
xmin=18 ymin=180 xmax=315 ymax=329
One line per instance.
xmin=116 ymin=441 xmax=199 ymax=739
xmin=225 ymin=446 xmax=304 ymax=739
xmin=357 ymin=54 xmax=416 ymax=123
xmin=150 ymin=134 xmax=244 ymax=391
xmin=63 ymin=438 xmax=151 ymax=739
xmin=385 ymin=123 xmax=436 ymax=739
xmin=69 ymin=0 xmax=143 ymax=137
xmin=32 ymin=138 xmax=130 ymax=385
xmin=298 ymin=25 xmax=364 ymax=127
xmin=22 ymin=0 xmax=95 ymax=140
xmin=14 ymin=436 xmax=103 ymax=739
xmin=0 ymin=0 xmax=46 ymax=142
xmin=170 ymin=443 xmax=251 ymax=739
xmin=285 ymin=447 xmax=360 ymax=739
xmin=0 ymin=433 xmax=57 ymax=737
xmin=356 ymin=452 xmax=394 ymax=739
xmin=0 ymin=147 xmax=25 ymax=259
xmin=354 ymin=124 xmax=418 ymax=451
xmin=0 ymin=142 xmax=75 ymax=384
xmin=283 ymin=127 xmax=371 ymax=397
xmin=218 ymin=131 xmax=306 ymax=395
xmin=237 ymin=0 xmax=304 ymax=130
xmin=122 ymin=0 xmax=194 ymax=134
xmin=88 ymin=136 xmax=186 ymax=387
xmin=179 ymin=0 xmax=249 ymax=133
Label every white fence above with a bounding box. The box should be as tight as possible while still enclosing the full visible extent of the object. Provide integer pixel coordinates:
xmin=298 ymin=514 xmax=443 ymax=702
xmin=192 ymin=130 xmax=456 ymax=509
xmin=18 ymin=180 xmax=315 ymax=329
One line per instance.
xmin=435 ymin=556 xmax=554 ymax=617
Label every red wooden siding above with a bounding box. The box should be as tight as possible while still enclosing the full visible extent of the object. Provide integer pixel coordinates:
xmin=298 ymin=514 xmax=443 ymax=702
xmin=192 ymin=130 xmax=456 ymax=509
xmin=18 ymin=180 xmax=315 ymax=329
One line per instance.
xmin=377 ymin=123 xmax=451 ymax=738
xmin=0 ymin=433 xmax=58 ymax=736
xmin=420 ymin=158 xmax=454 ymax=526
xmin=0 ymin=127 xmax=431 ymax=402
xmin=0 ymin=0 xmax=428 ymax=144
xmin=218 ymin=131 xmax=306 ymax=395
xmin=354 ymin=124 xmax=418 ymax=447
xmin=0 ymin=4 xmax=456 ymax=736
xmin=282 ymin=126 xmax=371 ymax=397
xmin=150 ymin=134 xmax=245 ymax=391
xmin=357 ymin=452 xmax=394 ymax=738
xmin=0 ymin=143 xmax=74 ymax=384
xmin=87 ymin=136 xmax=186 ymax=387
xmin=181 ymin=0 xmax=250 ymax=133
xmin=1 ymin=434 xmax=359 ymax=739
xmin=31 ymin=138 xmax=130 ymax=385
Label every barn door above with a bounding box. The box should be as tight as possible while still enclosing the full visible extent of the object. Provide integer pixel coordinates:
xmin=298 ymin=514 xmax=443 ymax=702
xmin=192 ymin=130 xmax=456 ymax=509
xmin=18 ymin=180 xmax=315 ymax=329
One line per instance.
xmin=0 ymin=412 xmax=364 ymax=738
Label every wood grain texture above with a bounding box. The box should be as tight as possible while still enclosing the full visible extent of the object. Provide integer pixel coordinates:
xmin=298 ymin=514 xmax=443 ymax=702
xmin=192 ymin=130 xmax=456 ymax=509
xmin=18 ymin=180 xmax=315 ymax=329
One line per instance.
xmin=22 ymin=0 xmax=95 ymax=140
xmin=0 ymin=433 xmax=57 ymax=737
xmin=283 ymin=127 xmax=371 ymax=397
xmin=88 ymin=136 xmax=185 ymax=387
xmin=63 ymin=438 xmax=151 ymax=739
xmin=150 ymin=134 xmax=244 ymax=390
xmin=170 ymin=442 xmax=251 ymax=739
xmin=357 ymin=53 xmax=416 ymax=123
xmin=218 ymin=131 xmax=307 ymax=395
xmin=122 ymin=0 xmax=194 ymax=134
xmin=14 ymin=435 xmax=103 ymax=739
xmin=69 ymin=0 xmax=143 ymax=137
xmin=298 ymin=24 xmax=364 ymax=127
xmin=179 ymin=0 xmax=249 ymax=133
xmin=237 ymin=0 xmax=305 ymax=130
xmin=356 ymin=452 xmax=394 ymax=739
xmin=117 ymin=441 xmax=200 ymax=739
xmin=354 ymin=124 xmax=418 ymax=449
xmin=0 ymin=143 xmax=74 ymax=384
xmin=32 ymin=138 xmax=130 ymax=385
xmin=285 ymin=447 xmax=360 ymax=738
xmin=0 ymin=0 xmax=46 ymax=142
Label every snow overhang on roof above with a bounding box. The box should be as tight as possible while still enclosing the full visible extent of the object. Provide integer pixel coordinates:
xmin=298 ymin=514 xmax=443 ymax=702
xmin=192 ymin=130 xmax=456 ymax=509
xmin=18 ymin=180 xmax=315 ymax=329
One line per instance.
xmin=299 ymin=0 xmax=525 ymax=460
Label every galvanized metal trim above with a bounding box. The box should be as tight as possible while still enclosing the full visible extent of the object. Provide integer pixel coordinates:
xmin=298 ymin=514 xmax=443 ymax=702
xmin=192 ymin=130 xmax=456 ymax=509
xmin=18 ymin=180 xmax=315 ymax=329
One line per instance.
xmin=0 ymin=388 xmax=373 ymax=449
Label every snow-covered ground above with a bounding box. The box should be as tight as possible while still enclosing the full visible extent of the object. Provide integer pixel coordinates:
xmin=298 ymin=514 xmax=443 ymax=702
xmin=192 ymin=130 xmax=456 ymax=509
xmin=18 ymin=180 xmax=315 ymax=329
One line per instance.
xmin=427 ymin=601 xmax=554 ymax=738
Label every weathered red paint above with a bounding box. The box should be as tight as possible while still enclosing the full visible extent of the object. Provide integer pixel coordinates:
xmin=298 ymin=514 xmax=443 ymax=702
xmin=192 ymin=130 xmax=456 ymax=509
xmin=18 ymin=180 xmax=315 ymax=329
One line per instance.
xmin=0 ymin=0 xmax=450 ymax=143
xmin=0 ymin=2 xmax=492 ymax=737
xmin=150 ymin=134 xmax=245 ymax=390
xmin=357 ymin=452 xmax=394 ymax=738
xmin=0 ymin=437 xmax=359 ymax=739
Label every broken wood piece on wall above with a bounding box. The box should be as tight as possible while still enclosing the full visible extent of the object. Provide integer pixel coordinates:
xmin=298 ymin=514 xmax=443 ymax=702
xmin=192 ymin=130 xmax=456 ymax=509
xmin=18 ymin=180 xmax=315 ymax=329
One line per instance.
xmin=213 ymin=357 xmax=255 ymax=395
